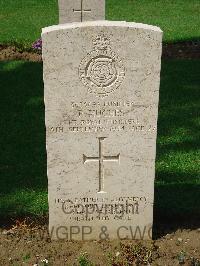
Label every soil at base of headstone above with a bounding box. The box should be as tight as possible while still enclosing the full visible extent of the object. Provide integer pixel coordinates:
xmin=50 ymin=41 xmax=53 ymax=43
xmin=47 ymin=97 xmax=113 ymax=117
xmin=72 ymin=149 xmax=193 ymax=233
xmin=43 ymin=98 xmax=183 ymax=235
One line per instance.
xmin=0 ymin=223 xmax=199 ymax=266
xmin=0 ymin=45 xmax=41 ymax=62
xmin=1 ymin=41 xmax=200 ymax=61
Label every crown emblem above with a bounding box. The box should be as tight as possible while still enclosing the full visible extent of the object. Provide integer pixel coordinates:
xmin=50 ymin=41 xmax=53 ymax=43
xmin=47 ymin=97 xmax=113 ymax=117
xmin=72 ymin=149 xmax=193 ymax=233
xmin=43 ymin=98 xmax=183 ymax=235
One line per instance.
xmin=93 ymin=35 xmax=110 ymax=50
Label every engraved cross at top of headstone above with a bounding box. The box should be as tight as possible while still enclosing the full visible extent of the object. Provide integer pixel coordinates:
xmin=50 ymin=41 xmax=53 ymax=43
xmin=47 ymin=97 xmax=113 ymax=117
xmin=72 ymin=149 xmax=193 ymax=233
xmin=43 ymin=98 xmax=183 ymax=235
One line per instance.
xmin=73 ymin=0 xmax=91 ymax=22
xmin=83 ymin=137 xmax=120 ymax=193
xmin=58 ymin=0 xmax=105 ymax=24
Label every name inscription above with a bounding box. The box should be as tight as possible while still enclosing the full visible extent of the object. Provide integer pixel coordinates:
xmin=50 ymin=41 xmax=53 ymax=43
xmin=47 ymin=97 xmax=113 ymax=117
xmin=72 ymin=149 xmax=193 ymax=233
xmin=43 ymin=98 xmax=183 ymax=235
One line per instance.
xmin=48 ymin=101 xmax=157 ymax=134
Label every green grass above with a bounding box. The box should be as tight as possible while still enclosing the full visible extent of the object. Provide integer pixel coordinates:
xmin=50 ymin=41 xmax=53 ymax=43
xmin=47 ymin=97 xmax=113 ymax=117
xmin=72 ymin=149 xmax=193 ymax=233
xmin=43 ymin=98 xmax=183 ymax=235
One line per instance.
xmin=107 ymin=0 xmax=200 ymax=42
xmin=78 ymin=253 xmax=93 ymax=266
xmin=0 ymin=59 xmax=199 ymax=223
xmin=155 ymin=60 xmax=200 ymax=222
xmin=0 ymin=61 xmax=47 ymax=219
xmin=0 ymin=0 xmax=200 ymax=47
xmin=0 ymin=0 xmax=58 ymax=48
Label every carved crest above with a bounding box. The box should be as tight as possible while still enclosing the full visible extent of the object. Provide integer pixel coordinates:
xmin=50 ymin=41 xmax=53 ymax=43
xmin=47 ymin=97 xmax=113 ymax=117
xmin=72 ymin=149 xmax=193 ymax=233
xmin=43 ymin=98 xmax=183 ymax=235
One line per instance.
xmin=79 ymin=34 xmax=125 ymax=97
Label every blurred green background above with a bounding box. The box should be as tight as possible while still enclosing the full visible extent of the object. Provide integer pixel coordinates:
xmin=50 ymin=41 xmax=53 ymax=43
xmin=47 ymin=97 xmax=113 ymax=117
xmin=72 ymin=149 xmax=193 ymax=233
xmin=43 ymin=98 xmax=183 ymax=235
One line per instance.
xmin=0 ymin=0 xmax=200 ymax=47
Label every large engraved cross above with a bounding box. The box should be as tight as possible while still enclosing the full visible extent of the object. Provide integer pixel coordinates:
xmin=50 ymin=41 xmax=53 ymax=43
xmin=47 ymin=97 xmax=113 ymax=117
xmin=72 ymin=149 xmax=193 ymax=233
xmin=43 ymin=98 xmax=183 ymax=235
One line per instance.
xmin=83 ymin=137 xmax=120 ymax=193
xmin=73 ymin=0 xmax=92 ymax=22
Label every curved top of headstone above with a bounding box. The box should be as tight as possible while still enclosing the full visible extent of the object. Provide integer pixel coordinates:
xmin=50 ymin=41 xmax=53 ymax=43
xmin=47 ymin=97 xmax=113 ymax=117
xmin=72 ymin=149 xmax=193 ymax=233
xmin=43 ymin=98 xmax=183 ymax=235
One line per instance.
xmin=42 ymin=20 xmax=162 ymax=35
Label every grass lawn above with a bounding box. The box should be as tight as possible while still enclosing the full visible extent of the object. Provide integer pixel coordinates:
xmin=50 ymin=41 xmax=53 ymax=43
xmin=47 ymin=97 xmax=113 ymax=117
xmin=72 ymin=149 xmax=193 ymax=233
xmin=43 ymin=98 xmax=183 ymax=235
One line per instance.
xmin=0 ymin=59 xmax=199 ymax=223
xmin=0 ymin=0 xmax=200 ymax=48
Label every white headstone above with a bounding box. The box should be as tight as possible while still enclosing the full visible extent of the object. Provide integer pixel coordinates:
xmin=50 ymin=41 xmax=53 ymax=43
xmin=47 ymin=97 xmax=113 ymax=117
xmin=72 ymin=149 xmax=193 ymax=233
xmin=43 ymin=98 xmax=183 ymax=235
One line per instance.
xmin=58 ymin=0 xmax=105 ymax=24
xmin=42 ymin=21 xmax=162 ymax=241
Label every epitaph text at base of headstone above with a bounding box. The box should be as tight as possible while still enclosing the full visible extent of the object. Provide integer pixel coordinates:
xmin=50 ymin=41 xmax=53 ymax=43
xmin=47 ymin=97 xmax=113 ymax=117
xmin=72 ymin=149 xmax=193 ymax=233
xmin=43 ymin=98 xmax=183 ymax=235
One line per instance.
xmin=42 ymin=21 xmax=163 ymax=240
xmin=58 ymin=0 xmax=105 ymax=24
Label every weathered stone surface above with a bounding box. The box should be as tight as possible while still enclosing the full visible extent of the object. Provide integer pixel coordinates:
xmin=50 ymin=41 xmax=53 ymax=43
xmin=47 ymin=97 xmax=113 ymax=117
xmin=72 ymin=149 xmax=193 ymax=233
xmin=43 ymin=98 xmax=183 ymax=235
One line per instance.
xmin=58 ymin=0 xmax=105 ymax=24
xmin=42 ymin=21 xmax=162 ymax=240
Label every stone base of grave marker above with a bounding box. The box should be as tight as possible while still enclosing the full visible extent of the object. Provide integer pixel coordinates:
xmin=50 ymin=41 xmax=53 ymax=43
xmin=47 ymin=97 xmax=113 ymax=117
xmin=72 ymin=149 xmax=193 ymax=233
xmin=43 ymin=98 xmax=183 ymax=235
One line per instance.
xmin=42 ymin=21 xmax=162 ymax=241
